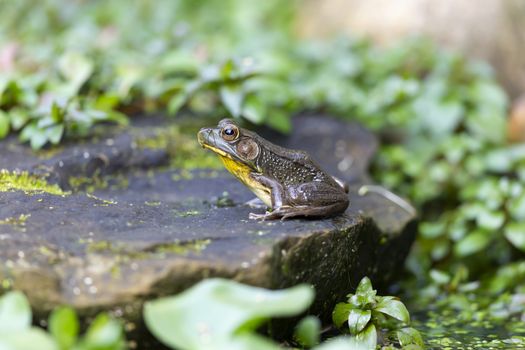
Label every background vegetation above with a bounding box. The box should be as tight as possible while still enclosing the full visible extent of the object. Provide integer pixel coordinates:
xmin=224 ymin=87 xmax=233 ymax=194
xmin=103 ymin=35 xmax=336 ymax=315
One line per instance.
xmin=1 ymin=0 xmax=524 ymax=348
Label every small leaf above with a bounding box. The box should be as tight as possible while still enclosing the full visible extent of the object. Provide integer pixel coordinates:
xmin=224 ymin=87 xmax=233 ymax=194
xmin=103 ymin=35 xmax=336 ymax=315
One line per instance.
xmin=375 ymin=299 xmax=410 ymax=323
xmin=454 ymin=229 xmax=492 ymax=257
xmin=354 ymin=323 xmax=377 ymax=350
xmin=58 ymin=52 xmax=94 ymax=95
xmin=294 ymin=316 xmax=320 ymax=347
xmin=242 ymin=94 xmax=266 ymax=124
xmin=397 ymin=327 xmax=424 ymax=347
xmin=504 ymin=223 xmax=525 ymax=252
xmin=355 ymin=277 xmax=373 ymax=296
xmin=82 ymin=313 xmax=124 ymax=349
xmin=429 ymin=269 xmax=450 ymax=285
xmin=49 ymin=307 xmax=79 ymax=349
xmin=332 ymin=303 xmax=352 ymax=328
xmin=9 ymin=108 xmax=29 ymax=131
xmin=30 ymin=128 xmax=49 ymax=150
xmin=168 ymin=92 xmax=188 ymax=116
xmin=347 ymin=309 xmax=371 ymax=335
xmin=220 ymin=83 xmax=244 ymax=117
xmin=0 ymin=110 xmax=9 ymax=139
xmin=0 ymin=291 xmax=32 ymax=333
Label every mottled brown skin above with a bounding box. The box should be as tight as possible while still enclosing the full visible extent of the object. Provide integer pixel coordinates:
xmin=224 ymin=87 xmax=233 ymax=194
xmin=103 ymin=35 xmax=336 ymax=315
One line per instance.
xmin=197 ymin=119 xmax=349 ymax=220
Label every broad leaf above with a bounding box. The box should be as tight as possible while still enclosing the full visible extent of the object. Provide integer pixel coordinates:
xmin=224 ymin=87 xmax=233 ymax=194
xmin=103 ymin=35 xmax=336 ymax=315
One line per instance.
xmin=220 ymin=83 xmax=244 ymax=117
xmin=0 ymin=110 xmax=9 ymax=139
xmin=397 ymin=327 xmax=425 ymax=348
xmin=144 ymin=278 xmax=313 ymax=350
xmin=242 ymin=94 xmax=266 ymax=124
xmin=375 ymin=299 xmax=410 ymax=323
xmin=0 ymin=328 xmax=58 ymax=350
xmin=313 ymin=337 xmax=369 ymax=350
xmin=332 ymin=303 xmax=352 ymax=328
xmin=0 ymin=292 xmax=32 ymax=333
xmin=294 ymin=316 xmax=320 ymax=348
xmin=348 ymin=309 xmax=371 ymax=335
xmin=49 ymin=307 xmax=79 ymax=349
xmin=354 ymin=323 xmax=377 ymax=350
xmin=504 ymin=223 xmax=525 ymax=252
xmin=454 ymin=229 xmax=492 ymax=257
xmin=82 ymin=313 xmax=124 ymax=349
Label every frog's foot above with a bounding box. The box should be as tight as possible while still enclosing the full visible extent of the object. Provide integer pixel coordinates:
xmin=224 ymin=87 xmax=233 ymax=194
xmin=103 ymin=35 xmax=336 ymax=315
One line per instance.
xmin=244 ymin=197 xmax=266 ymax=209
xmin=248 ymin=206 xmax=305 ymax=221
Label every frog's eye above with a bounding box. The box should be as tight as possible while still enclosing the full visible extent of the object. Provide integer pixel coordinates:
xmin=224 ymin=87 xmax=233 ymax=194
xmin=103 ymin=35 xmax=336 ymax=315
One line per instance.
xmin=221 ymin=125 xmax=239 ymax=141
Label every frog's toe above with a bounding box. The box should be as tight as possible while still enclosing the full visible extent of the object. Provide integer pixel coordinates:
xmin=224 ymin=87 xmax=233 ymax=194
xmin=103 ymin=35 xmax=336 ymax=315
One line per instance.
xmin=248 ymin=212 xmax=268 ymax=221
xmin=245 ymin=198 xmax=266 ymax=209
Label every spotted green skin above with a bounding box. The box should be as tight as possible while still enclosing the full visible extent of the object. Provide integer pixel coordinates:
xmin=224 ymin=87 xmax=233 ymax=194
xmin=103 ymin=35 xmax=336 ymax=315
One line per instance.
xmin=198 ymin=119 xmax=349 ymax=220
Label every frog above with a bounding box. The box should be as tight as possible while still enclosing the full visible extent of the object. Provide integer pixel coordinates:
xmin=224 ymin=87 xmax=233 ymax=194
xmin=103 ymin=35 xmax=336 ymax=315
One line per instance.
xmin=197 ymin=119 xmax=349 ymax=220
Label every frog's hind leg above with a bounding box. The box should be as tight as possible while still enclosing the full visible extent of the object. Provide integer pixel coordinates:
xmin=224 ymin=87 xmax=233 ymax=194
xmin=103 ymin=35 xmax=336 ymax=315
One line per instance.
xmin=249 ymin=201 xmax=348 ymax=221
xmin=278 ymin=201 xmax=348 ymax=220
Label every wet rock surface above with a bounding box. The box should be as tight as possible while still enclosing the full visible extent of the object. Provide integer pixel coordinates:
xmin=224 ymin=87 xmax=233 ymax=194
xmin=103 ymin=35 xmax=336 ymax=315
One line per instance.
xmin=0 ymin=115 xmax=416 ymax=336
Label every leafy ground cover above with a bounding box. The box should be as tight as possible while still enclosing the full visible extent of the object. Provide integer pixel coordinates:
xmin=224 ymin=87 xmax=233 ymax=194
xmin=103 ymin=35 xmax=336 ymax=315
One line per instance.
xmin=1 ymin=0 xmax=525 ymax=348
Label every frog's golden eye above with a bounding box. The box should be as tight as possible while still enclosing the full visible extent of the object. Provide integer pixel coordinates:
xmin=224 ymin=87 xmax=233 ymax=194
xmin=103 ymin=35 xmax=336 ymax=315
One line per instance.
xmin=221 ymin=125 xmax=239 ymax=141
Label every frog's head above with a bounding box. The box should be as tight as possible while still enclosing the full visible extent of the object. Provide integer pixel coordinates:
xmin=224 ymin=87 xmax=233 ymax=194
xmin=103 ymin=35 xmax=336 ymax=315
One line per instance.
xmin=198 ymin=119 xmax=261 ymax=172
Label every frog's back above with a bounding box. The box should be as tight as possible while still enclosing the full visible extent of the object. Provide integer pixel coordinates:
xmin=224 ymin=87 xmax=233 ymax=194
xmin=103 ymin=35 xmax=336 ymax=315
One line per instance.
xmin=253 ymin=136 xmax=335 ymax=188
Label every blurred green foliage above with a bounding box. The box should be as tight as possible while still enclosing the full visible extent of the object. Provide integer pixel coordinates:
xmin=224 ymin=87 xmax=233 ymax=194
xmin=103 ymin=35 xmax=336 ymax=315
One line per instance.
xmin=1 ymin=0 xmax=524 ymax=336
xmin=0 ymin=291 xmax=125 ymax=350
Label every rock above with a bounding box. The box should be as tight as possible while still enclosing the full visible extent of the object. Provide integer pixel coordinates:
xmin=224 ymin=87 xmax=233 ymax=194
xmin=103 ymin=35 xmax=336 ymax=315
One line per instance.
xmin=0 ymin=115 xmax=416 ymax=342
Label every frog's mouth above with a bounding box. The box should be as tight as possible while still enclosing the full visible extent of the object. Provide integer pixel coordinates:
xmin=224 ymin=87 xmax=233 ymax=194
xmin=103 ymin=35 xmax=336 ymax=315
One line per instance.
xmin=198 ymin=127 xmax=238 ymax=161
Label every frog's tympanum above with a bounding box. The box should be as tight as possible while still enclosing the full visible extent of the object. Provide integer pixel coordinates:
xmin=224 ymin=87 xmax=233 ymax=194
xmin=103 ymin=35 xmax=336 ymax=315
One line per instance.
xmin=197 ymin=119 xmax=349 ymax=220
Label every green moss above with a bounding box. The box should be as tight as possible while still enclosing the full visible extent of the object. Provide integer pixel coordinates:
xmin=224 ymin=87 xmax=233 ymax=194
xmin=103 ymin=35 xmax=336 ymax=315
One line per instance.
xmin=0 ymin=214 xmax=31 ymax=227
xmin=0 ymin=170 xmax=68 ymax=196
xmin=68 ymin=173 xmax=129 ymax=193
xmin=85 ymin=239 xmax=210 ymax=258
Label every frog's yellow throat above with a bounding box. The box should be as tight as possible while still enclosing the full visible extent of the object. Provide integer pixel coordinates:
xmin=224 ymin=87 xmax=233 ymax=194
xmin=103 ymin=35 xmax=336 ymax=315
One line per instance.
xmin=202 ymin=144 xmax=272 ymax=207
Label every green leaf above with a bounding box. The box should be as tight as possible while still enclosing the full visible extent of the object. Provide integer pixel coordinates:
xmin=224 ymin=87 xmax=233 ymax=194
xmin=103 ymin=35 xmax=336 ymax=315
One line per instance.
xmin=354 ymin=323 xmax=377 ymax=350
xmin=49 ymin=307 xmax=79 ymax=349
xmin=397 ymin=327 xmax=424 ymax=348
xmin=0 ymin=292 xmax=32 ymax=334
xmin=294 ymin=316 xmax=320 ymax=348
xmin=46 ymin=125 xmax=65 ymax=145
xmin=144 ymin=278 xmax=314 ymax=350
xmin=348 ymin=309 xmax=371 ymax=335
xmin=0 ymin=328 xmax=58 ymax=350
xmin=266 ymin=110 xmax=291 ymax=134
xmin=332 ymin=303 xmax=352 ymax=328
xmin=30 ymin=129 xmax=49 ymax=150
xmin=454 ymin=229 xmax=492 ymax=257
xmin=375 ymin=299 xmax=410 ymax=323
xmin=220 ymin=83 xmax=244 ymax=117
xmin=429 ymin=269 xmax=450 ymax=285
xmin=58 ymin=52 xmax=94 ymax=95
xmin=242 ymin=94 xmax=266 ymax=124
xmin=476 ymin=210 xmax=505 ymax=230
xmin=167 ymin=92 xmax=188 ymax=116
xmin=82 ymin=313 xmax=124 ymax=349
xmin=313 ymin=337 xmax=369 ymax=350
xmin=0 ymin=110 xmax=9 ymax=139
xmin=9 ymin=109 xmax=29 ymax=131
xmin=504 ymin=223 xmax=525 ymax=252
xmin=508 ymin=193 xmax=525 ymax=221
xmin=355 ymin=277 xmax=373 ymax=296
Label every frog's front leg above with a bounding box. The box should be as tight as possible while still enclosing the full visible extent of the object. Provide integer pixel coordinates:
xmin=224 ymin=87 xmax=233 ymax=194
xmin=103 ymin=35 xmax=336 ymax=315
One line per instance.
xmin=247 ymin=174 xmax=288 ymax=220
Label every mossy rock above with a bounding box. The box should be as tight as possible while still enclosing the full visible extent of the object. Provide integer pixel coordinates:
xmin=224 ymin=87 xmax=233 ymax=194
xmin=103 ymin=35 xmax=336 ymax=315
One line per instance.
xmin=0 ymin=114 xmax=416 ymax=344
